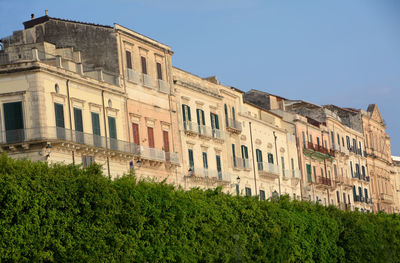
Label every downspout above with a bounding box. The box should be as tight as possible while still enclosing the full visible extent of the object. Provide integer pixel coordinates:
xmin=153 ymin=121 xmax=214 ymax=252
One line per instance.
xmin=249 ymin=122 xmax=257 ymax=195
xmin=66 ymin=79 xmax=75 ymax=164
xmin=164 ymin=50 xmax=179 ymax=186
xmin=101 ymin=89 xmax=111 ymax=178
xmin=294 ymin=122 xmax=303 ymax=200
xmin=273 ymin=131 xmax=281 ymax=195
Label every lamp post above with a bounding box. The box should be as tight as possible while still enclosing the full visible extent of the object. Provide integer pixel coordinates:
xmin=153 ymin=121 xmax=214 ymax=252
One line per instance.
xmin=236 ymin=176 xmax=240 ymax=196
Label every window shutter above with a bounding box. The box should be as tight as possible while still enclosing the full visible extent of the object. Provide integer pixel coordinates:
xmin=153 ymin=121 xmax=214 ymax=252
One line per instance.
xmin=108 ymin=116 xmax=117 ymax=139
xmin=126 ymin=51 xmax=132 ymax=69
xmin=54 ymin=103 xmax=65 ymax=128
xmin=232 ymin=106 xmax=236 ymax=121
xmin=196 ymin=109 xmax=200 ymax=125
xmin=224 ymin=104 xmax=229 ymax=126
xmin=210 ymin=113 xmax=215 ymax=129
xmin=188 ymin=149 xmax=194 ymax=168
xmin=306 ymin=164 xmax=312 ymax=182
xmin=147 ymin=127 xmax=154 ymax=148
xmin=141 ymin=56 xmax=147 ymax=74
xmin=268 ymin=153 xmax=274 ymax=164
xmin=163 ymin=131 xmax=169 ymax=152
xmin=232 ymin=144 xmax=236 ymax=167
xmin=132 ymin=123 xmax=140 ymax=145
xmin=182 ymin=104 xmax=187 ymax=122
xmin=202 ymin=152 xmax=208 ymax=169
xmin=215 ymin=114 xmax=219 ymax=129
xmin=302 ymin=131 xmax=306 ymax=147
xmin=201 ymin=110 xmax=205 ymax=125
xmin=91 ymin=113 xmax=101 ymax=135
xmin=156 ymin=62 xmax=162 ymax=80
xmin=187 ymin=106 xmax=191 ymax=121
xmin=350 ymin=161 xmax=353 ymax=177
xmin=74 ymin=108 xmax=83 ymax=132
xmin=216 ymin=155 xmax=221 ymax=173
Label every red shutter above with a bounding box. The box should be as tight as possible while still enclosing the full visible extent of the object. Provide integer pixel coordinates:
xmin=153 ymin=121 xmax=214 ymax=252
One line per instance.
xmin=147 ymin=127 xmax=154 ymax=148
xmin=132 ymin=123 xmax=140 ymax=145
xmin=163 ymin=131 xmax=169 ymax=152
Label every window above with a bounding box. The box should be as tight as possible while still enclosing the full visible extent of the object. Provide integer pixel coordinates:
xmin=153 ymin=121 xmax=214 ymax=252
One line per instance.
xmin=126 ymin=51 xmax=132 ymax=69
xmin=260 ymin=190 xmax=266 ymax=201
xmin=147 ymin=127 xmax=154 ymax=148
xmin=302 ymin=131 xmax=306 ymax=148
xmin=343 ymin=193 xmax=346 ymax=204
xmin=331 ymin=131 xmax=335 ymax=148
xmin=310 ymin=134 xmax=313 ymax=144
xmin=256 ymin=149 xmax=263 ymax=170
xmin=358 ymin=186 xmax=362 ymax=198
xmin=306 ymin=164 xmax=312 ymax=182
xmin=350 ymin=161 xmax=354 ymax=178
xmin=196 ymin=108 xmax=205 ymax=128
xmin=132 ymin=123 xmax=140 ymax=145
xmin=324 ymin=140 xmax=327 ymax=148
xmin=342 ymin=137 xmax=345 ymax=147
xmin=291 ymin=158 xmax=295 ymax=177
xmin=241 ymin=145 xmax=248 ymax=160
xmin=355 ymin=164 xmax=360 ymax=178
xmin=267 ymin=153 xmax=274 ymax=164
xmin=317 ymin=137 xmax=320 ymax=146
xmin=320 ymin=168 xmax=324 ymax=177
xmin=352 ymin=138 xmax=357 ymax=152
xmin=188 ymin=149 xmax=194 ymax=168
xmin=346 ymin=136 xmax=350 ymax=149
xmin=337 ymin=133 xmax=341 ymax=150
xmin=54 ymin=103 xmax=65 ymax=128
xmin=313 ymin=166 xmax=317 ymax=181
xmin=359 ymin=141 xmax=362 ymax=154
xmin=336 ymin=191 xmax=340 ymax=203
xmin=140 ymin=56 xmax=147 ymax=74
xmin=74 ymin=108 xmax=84 ymax=143
xmin=3 ymin=101 xmax=24 ymax=143
xmin=156 ymin=62 xmax=162 ymax=80
xmin=232 ymin=106 xmax=236 ymax=121
xmin=224 ymin=104 xmax=229 ymax=126
xmin=182 ymin=104 xmax=191 ymax=128
xmin=352 ymin=186 xmax=357 ymax=201
xmin=108 ymin=116 xmax=117 ymax=139
xmin=91 ymin=112 xmax=101 ymax=147
xmin=361 ymin=165 xmax=366 ymax=178
xmin=232 ymin=144 xmax=237 ymax=167
xmin=281 ymin=157 xmax=285 ymax=177
xmin=82 ymin=155 xmax=94 ymax=168
xmin=245 ymin=187 xmax=252 ymax=197
xmin=202 ymin=152 xmax=208 ymax=170
xmin=163 ymin=131 xmax=169 ymax=153
xmin=210 ymin=113 xmax=219 ymax=131
xmin=216 ymin=155 xmax=222 ymax=180
xmin=364 ymin=188 xmax=369 ymax=200
xmin=334 ymin=164 xmax=337 ymax=177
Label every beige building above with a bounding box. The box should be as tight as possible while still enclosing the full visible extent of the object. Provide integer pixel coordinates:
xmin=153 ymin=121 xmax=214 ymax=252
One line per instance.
xmin=392 ymin=156 xmax=400 ymax=213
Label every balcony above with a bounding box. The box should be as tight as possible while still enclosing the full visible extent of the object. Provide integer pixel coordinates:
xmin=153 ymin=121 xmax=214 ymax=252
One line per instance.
xmin=165 ymin=152 xmax=180 ymax=165
xmin=303 ymin=142 xmax=332 ymax=160
xmin=257 ymin=162 xmax=280 ymax=180
xmin=335 ymin=175 xmax=352 ymax=189
xmin=127 ymin=68 xmax=140 ymax=84
xmin=142 ymin=73 xmax=155 ymax=89
xmin=351 ymin=172 xmax=369 ymax=182
xmin=0 ymin=127 xmax=179 ymax=166
xmin=338 ymin=203 xmax=351 ymax=211
xmin=233 ymin=157 xmax=251 ymax=170
xmin=186 ymin=167 xmax=231 ymax=187
xmin=198 ymin=125 xmax=212 ymax=139
xmin=211 ymin=129 xmax=225 ymax=142
xmin=158 ymin=79 xmax=169 ymax=93
xmin=380 ymin=193 xmax=394 ymax=204
xmin=226 ymin=118 xmax=242 ymax=134
xmin=315 ymin=176 xmax=333 ymax=189
xmin=183 ymin=121 xmax=199 ymax=136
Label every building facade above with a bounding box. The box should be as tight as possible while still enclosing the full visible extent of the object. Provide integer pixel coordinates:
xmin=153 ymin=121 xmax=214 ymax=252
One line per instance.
xmin=0 ymin=14 xmax=398 ymax=213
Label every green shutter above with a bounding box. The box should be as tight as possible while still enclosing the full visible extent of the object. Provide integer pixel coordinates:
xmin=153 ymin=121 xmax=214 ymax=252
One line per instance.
xmin=202 ymin=152 xmax=208 ymax=169
xmin=91 ymin=112 xmax=101 ymax=135
xmin=256 ymin=149 xmax=263 ymax=162
xmin=210 ymin=113 xmax=215 ymax=129
xmin=215 ymin=114 xmax=219 ymax=129
xmin=216 ymin=155 xmax=221 ymax=172
xmin=201 ymin=110 xmax=205 ymax=125
xmin=306 ymin=164 xmax=312 ymax=182
xmin=3 ymin=101 xmax=24 ymax=142
xmin=196 ymin=109 xmax=200 ymax=125
xmin=182 ymin=104 xmax=186 ymax=122
xmin=108 ymin=116 xmax=117 ymax=139
xmin=54 ymin=103 xmax=65 ymax=128
xmin=188 ymin=149 xmax=194 ymax=168
xmin=268 ymin=153 xmax=274 ymax=164
xmin=224 ymin=104 xmax=228 ymax=126
xmin=74 ymin=108 xmax=83 ymax=132
xmin=232 ymin=106 xmax=236 ymax=121
xmin=232 ymin=144 xmax=236 ymax=167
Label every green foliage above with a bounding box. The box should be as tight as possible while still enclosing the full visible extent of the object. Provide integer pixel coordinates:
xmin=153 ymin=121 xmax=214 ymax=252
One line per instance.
xmin=0 ymin=154 xmax=399 ymax=262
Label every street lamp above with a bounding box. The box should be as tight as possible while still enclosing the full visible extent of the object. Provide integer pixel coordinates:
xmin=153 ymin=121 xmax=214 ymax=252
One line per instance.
xmin=236 ymin=176 xmax=240 ymax=196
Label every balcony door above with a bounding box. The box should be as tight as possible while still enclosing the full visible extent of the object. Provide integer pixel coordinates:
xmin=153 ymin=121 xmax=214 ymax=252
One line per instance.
xmin=74 ymin=108 xmax=84 ymax=144
xmin=3 ymin=101 xmax=24 ymax=143
xmin=163 ymin=130 xmax=170 ymax=161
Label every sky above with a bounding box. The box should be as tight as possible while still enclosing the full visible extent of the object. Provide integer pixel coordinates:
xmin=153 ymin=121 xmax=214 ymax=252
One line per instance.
xmin=1 ymin=0 xmax=399 ymax=154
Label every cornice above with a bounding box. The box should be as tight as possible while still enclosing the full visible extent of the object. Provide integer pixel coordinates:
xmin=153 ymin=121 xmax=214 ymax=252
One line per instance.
xmin=174 ymin=79 xmax=222 ymax=99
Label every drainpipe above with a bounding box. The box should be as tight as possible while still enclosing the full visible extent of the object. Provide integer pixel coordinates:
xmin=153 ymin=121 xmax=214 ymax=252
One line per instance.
xmin=66 ymin=79 xmax=75 ymax=164
xmin=249 ymin=122 xmax=257 ymax=195
xmin=101 ymin=89 xmax=111 ymax=178
xmin=294 ymin=123 xmax=303 ymax=200
xmin=273 ymin=131 xmax=281 ymax=196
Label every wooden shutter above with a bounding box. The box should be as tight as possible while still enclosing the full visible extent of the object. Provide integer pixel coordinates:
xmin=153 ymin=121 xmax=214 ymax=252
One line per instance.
xmin=256 ymin=149 xmax=262 ymax=163
xmin=232 ymin=106 xmax=236 ymax=121
xmin=232 ymin=144 xmax=236 ymax=167
xmin=214 ymin=114 xmax=219 ymax=129
xmin=147 ymin=127 xmax=154 ymax=148
xmin=241 ymin=145 xmax=248 ymax=159
xmin=196 ymin=109 xmax=200 ymax=125
xmin=156 ymin=62 xmax=162 ymax=80
xmin=108 ymin=116 xmax=117 ymax=139
xmin=132 ymin=123 xmax=140 ymax=145
xmin=268 ymin=153 xmax=274 ymax=164
xmin=306 ymin=164 xmax=312 ymax=182
xmin=91 ymin=113 xmax=101 ymax=135
xmin=74 ymin=108 xmax=83 ymax=132
xmin=141 ymin=56 xmax=147 ymax=74
xmin=302 ymin=132 xmax=306 ymax=147
xmin=126 ymin=51 xmax=132 ymax=69
xmin=163 ymin=131 xmax=169 ymax=152
xmin=210 ymin=113 xmax=215 ymax=129
xmin=54 ymin=103 xmax=65 ymax=128
xmin=224 ymin=104 xmax=228 ymax=126
xmin=188 ymin=149 xmax=194 ymax=168
xmin=3 ymin=101 xmax=24 ymax=131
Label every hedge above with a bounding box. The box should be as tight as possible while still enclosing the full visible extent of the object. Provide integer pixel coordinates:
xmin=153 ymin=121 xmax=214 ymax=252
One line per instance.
xmin=0 ymin=154 xmax=398 ymax=262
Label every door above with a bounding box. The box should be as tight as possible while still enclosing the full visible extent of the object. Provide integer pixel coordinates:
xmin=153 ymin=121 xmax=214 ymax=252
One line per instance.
xmin=108 ymin=116 xmax=117 ymax=150
xmin=3 ymin=101 xmax=24 ymax=143
xmin=54 ymin=103 xmax=65 ymax=139
xmin=91 ymin=112 xmax=101 ymax=147
xmin=256 ymin=149 xmax=263 ymax=171
xmin=132 ymin=123 xmax=140 ymax=153
xmin=147 ymin=127 xmax=154 ymax=148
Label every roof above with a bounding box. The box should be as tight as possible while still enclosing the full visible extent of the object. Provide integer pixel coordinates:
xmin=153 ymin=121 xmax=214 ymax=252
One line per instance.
xmin=246 ymin=89 xmax=288 ymax=100
xmin=23 ymin=15 xmax=113 ymax=30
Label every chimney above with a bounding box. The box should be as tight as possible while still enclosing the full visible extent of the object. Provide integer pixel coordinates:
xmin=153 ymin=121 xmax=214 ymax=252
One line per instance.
xmin=45 ymin=10 xmax=48 ymax=16
xmin=31 ymin=13 xmax=35 ymax=19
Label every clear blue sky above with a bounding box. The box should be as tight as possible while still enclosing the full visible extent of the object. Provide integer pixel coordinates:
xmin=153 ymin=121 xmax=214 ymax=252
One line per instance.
xmin=1 ymin=0 xmax=399 ymax=155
